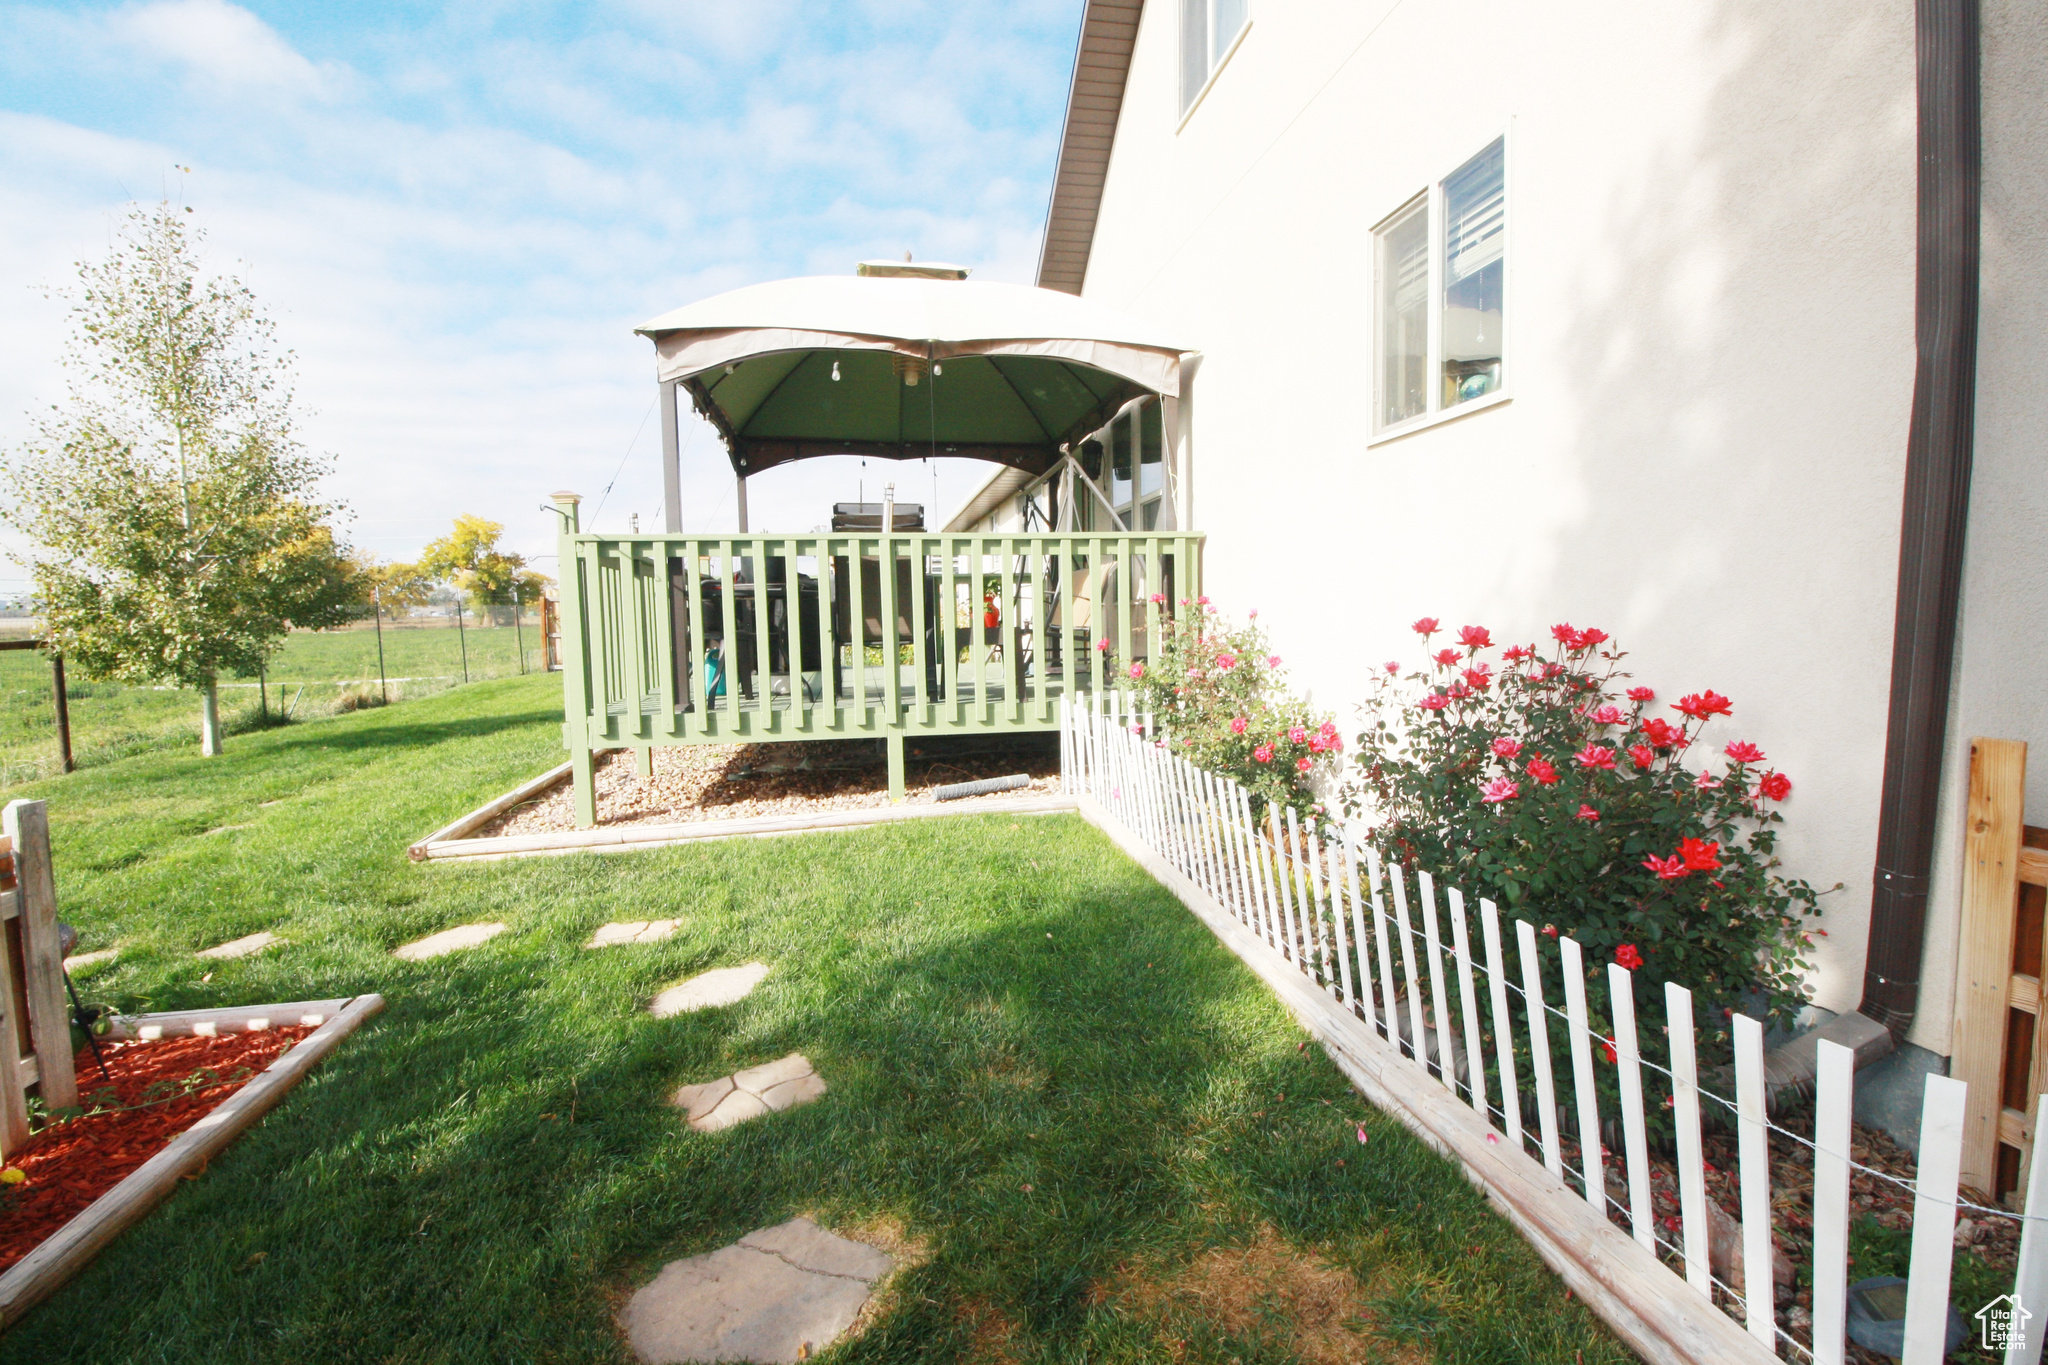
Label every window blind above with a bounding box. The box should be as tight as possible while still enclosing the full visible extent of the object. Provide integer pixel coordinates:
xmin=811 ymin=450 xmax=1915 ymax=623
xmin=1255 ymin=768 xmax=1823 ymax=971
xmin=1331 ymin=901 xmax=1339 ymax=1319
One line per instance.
xmin=1443 ymin=139 xmax=1506 ymax=284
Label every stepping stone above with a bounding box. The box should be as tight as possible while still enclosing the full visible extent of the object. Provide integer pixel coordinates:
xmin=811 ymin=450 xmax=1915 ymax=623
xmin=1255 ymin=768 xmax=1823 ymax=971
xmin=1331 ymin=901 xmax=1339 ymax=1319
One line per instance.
xmin=673 ymin=1053 xmax=826 ymax=1132
xmin=393 ymin=922 xmax=507 ymax=961
xmin=587 ymin=919 xmax=683 ymax=949
xmin=649 ymin=963 xmax=770 ymax=1018
xmin=63 ymin=949 xmax=117 ymax=972
xmin=619 ymin=1216 xmax=892 ymax=1364
xmin=198 ymin=931 xmax=282 ymax=960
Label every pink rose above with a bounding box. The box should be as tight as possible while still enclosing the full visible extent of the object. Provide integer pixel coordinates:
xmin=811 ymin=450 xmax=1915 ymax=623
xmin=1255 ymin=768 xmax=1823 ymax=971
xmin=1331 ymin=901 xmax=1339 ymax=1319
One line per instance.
xmin=1288 ymin=725 xmax=1307 ymax=744
xmin=1297 ymin=757 xmax=1313 ymax=773
xmin=1253 ymin=744 xmax=1274 ymax=763
xmin=1229 ymin=716 xmax=1248 ymax=735
xmin=1491 ymin=738 xmax=1523 ymax=759
xmin=1480 ymin=778 xmax=1519 ymax=804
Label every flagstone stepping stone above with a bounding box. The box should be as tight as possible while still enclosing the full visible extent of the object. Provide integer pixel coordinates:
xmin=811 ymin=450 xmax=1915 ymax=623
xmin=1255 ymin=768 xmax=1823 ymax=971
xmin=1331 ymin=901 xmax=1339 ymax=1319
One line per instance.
xmin=587 ymin=919 xmax=683 ymax=949
xmin=619 ymin=1216 xmax=892 ymax=1364
xmin=648 ymin=963 xmax=770 ymax=1018
xmin=393 ymin=922 xmax=507 ymax=961
xmin=197 ymin=931 xmax=283 ymax=960
xmin=673 ymin=1053 xmax=826 ymax=1133
xmin=62 ymin=949 xmax=117 ymax=972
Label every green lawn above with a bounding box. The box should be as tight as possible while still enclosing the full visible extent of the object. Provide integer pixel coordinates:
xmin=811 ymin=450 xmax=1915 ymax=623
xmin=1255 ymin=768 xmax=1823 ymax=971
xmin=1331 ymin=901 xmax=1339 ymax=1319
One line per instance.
xmin=0 ymin=618 xmax=543 ymax=787
xmin=3 ymin=674 xmax=1630 ymax=1364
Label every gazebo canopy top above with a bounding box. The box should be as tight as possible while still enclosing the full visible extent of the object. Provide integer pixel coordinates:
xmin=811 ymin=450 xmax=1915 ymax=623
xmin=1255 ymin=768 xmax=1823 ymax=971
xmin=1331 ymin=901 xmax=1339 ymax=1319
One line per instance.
xmin=635 ymin=272 xmax=1192 ymax=478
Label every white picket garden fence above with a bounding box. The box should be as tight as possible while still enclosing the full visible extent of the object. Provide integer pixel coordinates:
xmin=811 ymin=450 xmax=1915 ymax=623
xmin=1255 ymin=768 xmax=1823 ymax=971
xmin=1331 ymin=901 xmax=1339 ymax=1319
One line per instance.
xmin=1059 ymin=693 xmax=2048 ymax=1365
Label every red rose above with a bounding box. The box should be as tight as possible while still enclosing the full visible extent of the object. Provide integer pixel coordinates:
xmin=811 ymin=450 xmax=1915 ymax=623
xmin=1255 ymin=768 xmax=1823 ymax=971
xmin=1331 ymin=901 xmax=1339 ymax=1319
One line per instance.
xmin=1576 ymin=804 xmax=1601 ymax=822
xmin=1626 ymin=686 xmax=1655 ymax=702
xmin=1628 ymin=744 xmax=1655 ymax=769
xmin=1463 ymin=665 xmax=1494 ymax=691
xmin=1253 ymin=744 xmax=1274 ymax=763
xmin=1573 ymin=744 xmax=1617 ymax=771
xmin=1502 ymin=645 xmax=1532 ymax=663
xmin=1412 ymin=617 xmax=1441 ymax=637
xmin=1550 ymin=622 xmax=1578 ymax=645
xmin=1296 ymin=757 xmax=1314 ymax=773
xmin=1417 ymin=694 xmax=1450 ymax=712
xmin=1491 ymin=738 xmax=1523 ymax=759
xmin=1642 ymin=853 xmax=1688 ymax=880
xmin=1542 ymin=923 xmax=1559 ymax=937
xmin=1723 ymin=741 xmax=1765 ymax=764
xmin=1384 ymin=660 xmax=1401 ymax=674
xmin=1614 ymin=943 xmax=1643 ymax=970
xmin=1678 ymin=837 xmax=1722 ymax=872
xmin=1577 ymin=628 xmax=1610 ymax=649
xmin=1758 ymin=770 xmax=1792 ymax=802
xmin=1527 ymin=758 xmax=1559 ymax=785
xmin=1674 ymin=690 xmax=1733 ymax=720
xmin=1642 ymin=718 xmax=1681 ymax=749
xmin=1481 ymin=778 xmax=1519 ymax=803
xmin=1458 ymin=625 xmax=1492 ymax=650
xmin=1433 ymin=648 xmax=1460 ymax=668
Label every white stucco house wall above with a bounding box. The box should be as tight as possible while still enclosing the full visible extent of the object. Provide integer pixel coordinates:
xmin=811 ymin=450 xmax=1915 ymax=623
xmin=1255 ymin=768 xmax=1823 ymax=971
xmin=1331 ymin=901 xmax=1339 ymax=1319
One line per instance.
xmin=951 ymin=0 xmax=2048 ymax=1154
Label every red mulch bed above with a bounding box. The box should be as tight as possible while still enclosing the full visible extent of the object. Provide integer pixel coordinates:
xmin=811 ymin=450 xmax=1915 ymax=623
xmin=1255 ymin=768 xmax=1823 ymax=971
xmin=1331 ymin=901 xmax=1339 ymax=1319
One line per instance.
xmin=0 ymin=1026 xmax=313 ymax=1273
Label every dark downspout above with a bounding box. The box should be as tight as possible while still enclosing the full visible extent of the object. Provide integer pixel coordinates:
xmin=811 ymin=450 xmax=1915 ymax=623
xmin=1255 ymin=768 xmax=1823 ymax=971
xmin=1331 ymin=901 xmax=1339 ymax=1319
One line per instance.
xmin=1859 ymin=0 xmax=1982 ymax=1040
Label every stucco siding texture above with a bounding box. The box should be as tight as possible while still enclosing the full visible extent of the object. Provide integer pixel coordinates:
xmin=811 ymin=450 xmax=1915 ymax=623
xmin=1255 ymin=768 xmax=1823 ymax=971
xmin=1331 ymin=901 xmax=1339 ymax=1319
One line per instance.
xmin=1073 ymin=0 xmax=2048 ymax=1053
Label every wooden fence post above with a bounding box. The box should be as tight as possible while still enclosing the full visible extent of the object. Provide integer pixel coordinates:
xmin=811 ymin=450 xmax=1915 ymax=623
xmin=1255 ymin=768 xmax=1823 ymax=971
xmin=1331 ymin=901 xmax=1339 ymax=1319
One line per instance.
xmin=2 ymin=799 xmax=75 ymax=1116
xmin=1951 ymin=738 xmax=2027 ymax=1196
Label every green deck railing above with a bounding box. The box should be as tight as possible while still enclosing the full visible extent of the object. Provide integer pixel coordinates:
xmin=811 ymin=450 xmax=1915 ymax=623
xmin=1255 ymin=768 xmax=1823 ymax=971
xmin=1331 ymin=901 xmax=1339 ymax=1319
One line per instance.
xmin=551 ymin=492 xmax=1202 ymax=824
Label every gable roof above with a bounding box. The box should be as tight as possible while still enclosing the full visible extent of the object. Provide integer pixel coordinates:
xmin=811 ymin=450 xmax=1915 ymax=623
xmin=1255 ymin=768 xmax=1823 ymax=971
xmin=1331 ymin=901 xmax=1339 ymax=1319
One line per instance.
xmin=1036 ymin=0 xmax=1144 ymax=294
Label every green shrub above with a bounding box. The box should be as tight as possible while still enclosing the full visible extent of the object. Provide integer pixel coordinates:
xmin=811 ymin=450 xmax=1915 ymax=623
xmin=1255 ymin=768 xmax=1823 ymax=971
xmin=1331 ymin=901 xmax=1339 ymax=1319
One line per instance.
xmin=1346 ymin=619 xmax=1824 ymax=1131
xmin=1129 ymin=598 xmax=1339 ymax=822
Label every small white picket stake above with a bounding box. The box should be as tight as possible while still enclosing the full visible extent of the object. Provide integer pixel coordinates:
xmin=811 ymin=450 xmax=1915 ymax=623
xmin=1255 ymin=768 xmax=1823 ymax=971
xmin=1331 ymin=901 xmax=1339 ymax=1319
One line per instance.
xmin=1559 ymin=937 xmax=1604 ymax=1213
xmin=1516 ymin=919 xmax=1564 ymax=1178
xmin=1221 ymin=777 xmax=1253 ymax=927
xmin=1903 ymin=1073 xmax=1967 ymax=1364
xmin=1244 ymin=786 xmax=1279 ymax=948
xmin=1344 ymin=837 xmax=1377 ymax=1030
xmin=1269 ymin=807 xmax=1300 ymax=964
xmin=1196 ymin=769 xmax=1220 ymax=908
xmin=1289 ymin=808 xmax=1327 ymax=983
xmin=2010 ymin=1092 xmax=2048 ymax=1365
xmin=1302 ymin=815 xmax=1333 ymax=989
xmin=1390 ymin=865 xmax=1429 ymax=1068
xmin=1418 ymin=872 xmax=1460 ymax=1091
xmin=1324 ymin=833 xmax=1355 ymax=1008
xmin=1449 ymin=889 xmax=1487 ymax=1119
xmin=1811 ymin=1037 xmax=1855 ymax=1365
xmin=1479 ymin=900 xmax=1523 ymax=1148
xmin=1732 ymin=1013 xmax=1774 ymax=1346
xmin=1606 ymin=963 xmax=1653 ymax=1252
xmin=1665 ymin=983 xmax=1712 ymax=1296
xmin=1366 ymin=848 xmax=1402 ymax=1048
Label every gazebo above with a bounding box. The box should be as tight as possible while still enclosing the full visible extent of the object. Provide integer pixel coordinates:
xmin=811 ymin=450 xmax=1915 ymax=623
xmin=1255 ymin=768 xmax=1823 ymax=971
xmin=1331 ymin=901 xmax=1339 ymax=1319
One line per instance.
xmin=549 ymin=262 xmax=1201 ymax=825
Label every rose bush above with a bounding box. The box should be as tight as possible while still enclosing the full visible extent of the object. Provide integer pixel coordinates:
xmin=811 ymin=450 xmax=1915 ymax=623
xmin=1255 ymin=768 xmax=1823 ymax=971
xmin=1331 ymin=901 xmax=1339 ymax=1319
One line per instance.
xmin=1128 ymin=598 xmax=1337 ymax=822
xmin=1346 ymin=619 xmax=1823 ymax=1116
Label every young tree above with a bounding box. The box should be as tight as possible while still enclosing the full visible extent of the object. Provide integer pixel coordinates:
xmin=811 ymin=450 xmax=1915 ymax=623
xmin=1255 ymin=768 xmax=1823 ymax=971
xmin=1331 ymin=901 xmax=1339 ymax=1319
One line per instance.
xmin=0 ymin=201 xmax=358 ymax=755
xmin=418 ymin=514 xmax=548 ymax=623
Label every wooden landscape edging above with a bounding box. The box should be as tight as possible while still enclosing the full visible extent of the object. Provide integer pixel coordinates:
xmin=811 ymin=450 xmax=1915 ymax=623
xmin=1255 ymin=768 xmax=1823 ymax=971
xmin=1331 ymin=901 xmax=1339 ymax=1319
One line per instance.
xmin=1070 ymin=793 xmax=1776 ymax=1365
xmin=100 ymin=998 xmax=355 ymax=1041
xmin=410 ymin=790 xmax=1081 ymax=862
xmin=407 ymin=759 xmax=575 ymax=857
xmin=0 ymin=992 xmax=385 ymax=1329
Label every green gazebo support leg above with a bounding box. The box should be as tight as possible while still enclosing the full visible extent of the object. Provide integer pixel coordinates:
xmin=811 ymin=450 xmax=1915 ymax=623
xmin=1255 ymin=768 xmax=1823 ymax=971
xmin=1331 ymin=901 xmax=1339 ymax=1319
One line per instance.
xmin=572 ymin=746 xmax=597 ymax=828
xmin=633 ymin=745 xmax=654 ymax=777
xmin=886 ymin=733 xmax=906 ymax=802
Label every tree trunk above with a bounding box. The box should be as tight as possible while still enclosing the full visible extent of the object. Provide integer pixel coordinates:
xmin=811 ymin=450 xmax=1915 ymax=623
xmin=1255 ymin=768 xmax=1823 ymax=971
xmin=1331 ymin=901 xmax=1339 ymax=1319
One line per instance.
xmin=201 ymin=679 xmax=222 ymax=756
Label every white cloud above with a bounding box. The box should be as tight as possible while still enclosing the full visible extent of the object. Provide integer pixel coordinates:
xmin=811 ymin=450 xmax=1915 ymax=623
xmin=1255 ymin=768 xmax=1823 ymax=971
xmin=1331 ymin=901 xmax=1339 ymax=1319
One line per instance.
xmin=111 ymin=0 xmax=350 ymax=100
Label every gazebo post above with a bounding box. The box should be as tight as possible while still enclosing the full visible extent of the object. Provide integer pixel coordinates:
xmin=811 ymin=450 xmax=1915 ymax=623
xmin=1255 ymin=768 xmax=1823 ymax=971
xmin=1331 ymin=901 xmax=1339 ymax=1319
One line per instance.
xmin=887 ymin=733 xmax=906 ymax=801
xmin=735 ymin=474 xmax=749 ymax=532
xmin=660 ymin=379 xmax=681 ymax=533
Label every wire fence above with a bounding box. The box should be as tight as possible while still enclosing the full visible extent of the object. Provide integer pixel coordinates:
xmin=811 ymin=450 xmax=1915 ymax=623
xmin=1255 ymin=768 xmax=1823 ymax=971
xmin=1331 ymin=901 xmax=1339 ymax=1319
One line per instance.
xmin=0 ymin=609 xmax=546 ymax=788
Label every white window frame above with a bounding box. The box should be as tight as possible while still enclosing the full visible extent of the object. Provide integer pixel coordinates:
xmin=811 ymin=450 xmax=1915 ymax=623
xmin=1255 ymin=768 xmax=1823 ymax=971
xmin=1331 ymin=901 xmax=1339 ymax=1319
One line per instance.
xmin=1368 ymin=134 xmax=1513 ymax=445
xmin=1177 ymin=0 xmax=1251 ymax=130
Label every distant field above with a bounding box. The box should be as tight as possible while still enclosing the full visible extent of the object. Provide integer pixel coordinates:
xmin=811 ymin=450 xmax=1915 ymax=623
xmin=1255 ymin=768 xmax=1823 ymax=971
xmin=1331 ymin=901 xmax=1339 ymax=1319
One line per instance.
xmin=0 ymin=614 xmax=546 ymax=787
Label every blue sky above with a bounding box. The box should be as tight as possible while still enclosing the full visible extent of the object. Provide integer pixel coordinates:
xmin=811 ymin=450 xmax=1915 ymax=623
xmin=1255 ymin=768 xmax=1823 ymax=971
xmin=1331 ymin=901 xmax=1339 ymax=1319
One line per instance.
xmin=0 ymin=0 xmax=1082 ymax=584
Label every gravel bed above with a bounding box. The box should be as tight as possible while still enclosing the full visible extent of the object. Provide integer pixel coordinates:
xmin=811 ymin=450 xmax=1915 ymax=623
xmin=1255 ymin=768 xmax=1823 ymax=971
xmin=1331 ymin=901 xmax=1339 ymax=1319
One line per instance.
xmin=478 ymin=736 xmax=1063 ymax=837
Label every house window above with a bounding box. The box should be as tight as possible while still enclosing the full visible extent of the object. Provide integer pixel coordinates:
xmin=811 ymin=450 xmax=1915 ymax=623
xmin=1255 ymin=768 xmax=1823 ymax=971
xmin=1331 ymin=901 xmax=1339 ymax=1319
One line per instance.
xmin=1372 ymin=137 xmax=1507 ymax=432
xmin=1180 ymin=0 xmax=1249 ymax=115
